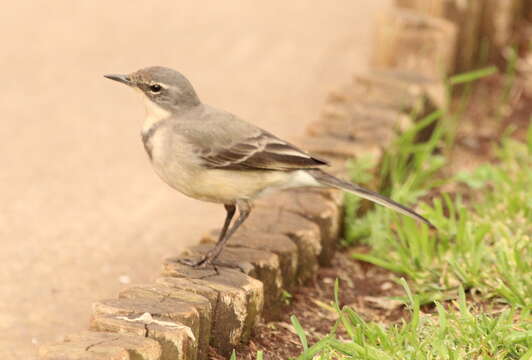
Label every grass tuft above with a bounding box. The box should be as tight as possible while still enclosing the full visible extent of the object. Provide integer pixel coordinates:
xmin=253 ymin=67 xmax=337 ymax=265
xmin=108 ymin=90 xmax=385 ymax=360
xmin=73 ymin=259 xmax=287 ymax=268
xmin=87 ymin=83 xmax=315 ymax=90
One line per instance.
xmin=294 ymin=282 xmax=531 ymax=360
xmin=347 ymin=125 xmax=531 ymax=306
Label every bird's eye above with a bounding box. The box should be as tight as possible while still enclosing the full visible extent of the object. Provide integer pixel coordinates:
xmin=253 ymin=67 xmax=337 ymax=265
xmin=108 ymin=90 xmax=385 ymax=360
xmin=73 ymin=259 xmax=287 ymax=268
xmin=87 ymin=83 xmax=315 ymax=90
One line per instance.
xmin=149 ymin=84 xmax=162 ymax=93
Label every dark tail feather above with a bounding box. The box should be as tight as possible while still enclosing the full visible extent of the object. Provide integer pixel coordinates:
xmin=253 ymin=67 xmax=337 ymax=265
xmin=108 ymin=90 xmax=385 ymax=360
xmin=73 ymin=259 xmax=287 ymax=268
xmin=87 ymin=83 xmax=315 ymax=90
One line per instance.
xmin=309 ymin=170 xmax=435 ymax=229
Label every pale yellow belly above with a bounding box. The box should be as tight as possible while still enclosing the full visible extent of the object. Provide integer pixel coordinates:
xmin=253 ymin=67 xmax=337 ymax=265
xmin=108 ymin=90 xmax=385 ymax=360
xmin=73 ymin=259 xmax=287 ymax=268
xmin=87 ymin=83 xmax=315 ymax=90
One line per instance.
xmin=155 ymin=164 xmax=292 ymax=204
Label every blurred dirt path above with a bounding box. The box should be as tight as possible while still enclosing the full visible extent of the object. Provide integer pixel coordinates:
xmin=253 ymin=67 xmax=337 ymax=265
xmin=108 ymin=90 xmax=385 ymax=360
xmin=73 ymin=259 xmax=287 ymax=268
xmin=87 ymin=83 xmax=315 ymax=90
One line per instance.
xmin=0 ymin=1 xmax=390 ymax=358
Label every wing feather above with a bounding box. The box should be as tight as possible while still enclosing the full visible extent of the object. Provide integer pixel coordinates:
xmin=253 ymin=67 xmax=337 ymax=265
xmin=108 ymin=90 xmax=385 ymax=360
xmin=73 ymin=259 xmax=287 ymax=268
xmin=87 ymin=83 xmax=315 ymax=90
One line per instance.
xmin=200 ymin=132 xmax=328 ymax=171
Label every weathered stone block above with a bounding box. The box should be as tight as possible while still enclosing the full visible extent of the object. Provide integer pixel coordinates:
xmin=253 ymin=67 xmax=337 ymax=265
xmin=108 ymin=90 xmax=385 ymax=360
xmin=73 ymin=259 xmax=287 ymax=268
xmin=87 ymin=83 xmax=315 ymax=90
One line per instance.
xmin=524 ymin=0 xmax=532 ymax=22
xmin=183 ymin=243 xmax=283 ymax=319
xmin=312 ymin=187 xmax=345 ymax=208
xmin=304 ymin=72 xmax=445 ymax=173
xmin=160 ymin=263 xmax=263 ymax=356
xmin=368 ymin=70 xmax=447 ymax=111
xmin=320 ymin=71 xmax=446 ymax=126
xmin=90 ymin=314 xmax=193 ymax=360
xmin=38 ymin=331 xmax=161 ymax=360
xmin=395 ymin=0 xmax=484 ymax=72
xmin=351 ymin=73 xmax=430 ymax=113
xmin=201 ymin=229 xmax=298 ymax=293
xmin=155 ymin=277 xmax=222 ymax=355
xmin=239 ymin=206 xmax=322 ymax=284
xmin=326 ymin=76 xmax=423 ymax=114
xmin=372 ymin=8 xmax=457 ymax=79
xmin=297 ymin=136 xmax=383 ymax=164
xmin=254 ymin=188 xmax=341 ymax=266
xmin=155 ymin=277 xmax=219 ymax=314
xmin=307 ymin=115 xmax=397 ymax=148
xmin=118 ymin=284 xmax=212 ymax=360
xmin=482 ymin=0 xmax=523 ymax=54
xmin=91 ymin=297 xmax=199 ymax=360
xmin=300 ymin=73 xmax=430 ymax=177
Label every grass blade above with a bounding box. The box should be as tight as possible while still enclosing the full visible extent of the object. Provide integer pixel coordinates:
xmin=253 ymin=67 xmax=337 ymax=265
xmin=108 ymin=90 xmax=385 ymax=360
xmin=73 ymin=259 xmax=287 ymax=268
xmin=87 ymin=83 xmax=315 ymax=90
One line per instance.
xmin=291 ymin=315 xmax=308 ymax=351
xmin=448 ymin=66 xmax=498 ymax=85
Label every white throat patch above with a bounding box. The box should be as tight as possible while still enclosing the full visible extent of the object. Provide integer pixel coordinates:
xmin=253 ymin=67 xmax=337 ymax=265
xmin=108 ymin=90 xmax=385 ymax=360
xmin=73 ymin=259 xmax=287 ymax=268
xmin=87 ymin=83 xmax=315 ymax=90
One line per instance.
xmin=140 ymin=92 xmax=171 ymax=134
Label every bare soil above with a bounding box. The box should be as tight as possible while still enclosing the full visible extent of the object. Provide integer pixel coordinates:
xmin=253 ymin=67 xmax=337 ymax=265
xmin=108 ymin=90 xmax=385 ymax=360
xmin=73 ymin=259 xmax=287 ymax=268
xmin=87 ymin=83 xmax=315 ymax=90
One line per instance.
xmin=447 ymin=73 xmax=531 ymax=175
xmin=210 ymin=252 xmax=408 ymax=360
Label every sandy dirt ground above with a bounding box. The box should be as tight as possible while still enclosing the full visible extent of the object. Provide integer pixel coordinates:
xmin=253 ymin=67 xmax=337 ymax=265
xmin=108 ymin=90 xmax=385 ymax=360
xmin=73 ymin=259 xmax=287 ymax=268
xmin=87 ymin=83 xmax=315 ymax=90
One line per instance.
xmin=0 ymin=1 xmax=390 ymax=358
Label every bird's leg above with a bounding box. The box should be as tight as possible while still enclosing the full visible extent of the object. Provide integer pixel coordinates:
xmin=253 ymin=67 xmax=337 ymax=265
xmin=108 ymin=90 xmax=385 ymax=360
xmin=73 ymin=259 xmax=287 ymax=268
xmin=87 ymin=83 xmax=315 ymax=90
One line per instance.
xmin=178 ymin=203 xmax=237 ymax=267
xmin=178 ymin=204 xmax=236 ymax=267
xmin=202 ymin=200 xmax=251 ymax=266
xmin=182 ymin=201 xmax=251 ymax=268
xmin=217 ymin=204 xmax=237 ymax=243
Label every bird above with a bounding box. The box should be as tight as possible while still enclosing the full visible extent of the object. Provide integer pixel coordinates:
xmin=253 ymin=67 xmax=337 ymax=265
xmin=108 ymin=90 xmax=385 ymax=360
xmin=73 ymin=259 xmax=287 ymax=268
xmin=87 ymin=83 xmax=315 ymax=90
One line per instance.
xmin=104 ymin=66 xmax=434 ymax=267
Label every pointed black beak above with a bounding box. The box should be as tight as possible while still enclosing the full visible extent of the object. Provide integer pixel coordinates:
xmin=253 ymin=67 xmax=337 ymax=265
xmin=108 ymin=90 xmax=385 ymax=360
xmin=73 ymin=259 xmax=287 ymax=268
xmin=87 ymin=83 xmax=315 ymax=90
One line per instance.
xmin=104 ymin=74 xmax=132 ymax=86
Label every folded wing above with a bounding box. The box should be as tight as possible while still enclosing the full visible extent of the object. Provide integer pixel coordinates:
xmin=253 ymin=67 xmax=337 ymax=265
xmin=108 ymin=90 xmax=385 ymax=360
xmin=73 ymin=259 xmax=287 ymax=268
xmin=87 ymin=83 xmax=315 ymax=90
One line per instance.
xmin=199 ymin=131 xmax=328 ymax=171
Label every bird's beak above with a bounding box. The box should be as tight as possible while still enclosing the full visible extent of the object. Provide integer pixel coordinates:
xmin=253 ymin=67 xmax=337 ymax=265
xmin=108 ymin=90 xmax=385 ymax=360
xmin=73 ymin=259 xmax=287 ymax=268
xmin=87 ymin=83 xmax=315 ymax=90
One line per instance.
xmin=104 ymin=74 xmax=133 ymax=86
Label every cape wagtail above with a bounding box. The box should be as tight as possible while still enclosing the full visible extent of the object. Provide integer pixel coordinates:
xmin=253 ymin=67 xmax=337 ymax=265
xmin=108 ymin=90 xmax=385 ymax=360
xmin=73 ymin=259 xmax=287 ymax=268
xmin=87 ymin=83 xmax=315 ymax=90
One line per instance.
xmin=104 ymin=66 xmax=434 ymax=267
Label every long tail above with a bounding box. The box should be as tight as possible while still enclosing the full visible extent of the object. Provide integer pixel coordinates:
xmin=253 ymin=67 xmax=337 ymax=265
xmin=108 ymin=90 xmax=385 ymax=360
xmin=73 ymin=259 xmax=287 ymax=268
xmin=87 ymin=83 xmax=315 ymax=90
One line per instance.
xmin=309 ymin=169 xmax=435 ymax=229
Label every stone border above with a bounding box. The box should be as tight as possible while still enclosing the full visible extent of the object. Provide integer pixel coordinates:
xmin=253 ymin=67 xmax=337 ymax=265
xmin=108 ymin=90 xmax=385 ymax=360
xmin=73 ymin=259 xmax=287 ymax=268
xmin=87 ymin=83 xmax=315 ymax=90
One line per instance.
xmin=39 ymin=2 xmax=521 ymax=359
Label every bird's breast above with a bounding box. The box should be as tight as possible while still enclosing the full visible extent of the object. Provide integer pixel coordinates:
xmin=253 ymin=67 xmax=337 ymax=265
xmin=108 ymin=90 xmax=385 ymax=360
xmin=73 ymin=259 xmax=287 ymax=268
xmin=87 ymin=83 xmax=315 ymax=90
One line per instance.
xmin=141 ymin=121 xmax=165 ymax=161
xmin=141 ymin=126 xmax=205 ymax=198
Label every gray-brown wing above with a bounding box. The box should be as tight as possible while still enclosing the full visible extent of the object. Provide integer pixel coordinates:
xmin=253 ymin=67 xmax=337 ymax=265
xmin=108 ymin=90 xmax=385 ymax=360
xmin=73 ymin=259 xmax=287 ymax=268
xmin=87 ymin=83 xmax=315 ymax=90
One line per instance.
xmin=199 ymin=131 xmax=328 ymax=171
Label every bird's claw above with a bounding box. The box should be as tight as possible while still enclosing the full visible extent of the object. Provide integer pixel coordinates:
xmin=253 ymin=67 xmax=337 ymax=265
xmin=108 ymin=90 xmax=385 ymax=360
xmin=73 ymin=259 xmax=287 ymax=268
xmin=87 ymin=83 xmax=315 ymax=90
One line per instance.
xmin=177 ymin=256 xmax=210 ymax=268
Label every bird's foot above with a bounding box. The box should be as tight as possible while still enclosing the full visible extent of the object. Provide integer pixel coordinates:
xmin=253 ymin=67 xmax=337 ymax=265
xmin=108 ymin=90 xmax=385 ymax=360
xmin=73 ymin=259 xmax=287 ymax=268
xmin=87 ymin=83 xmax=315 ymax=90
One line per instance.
xmin=177 ymin=256 xmax=249 ymax=276
xmin=177 ymin=256 xmax=211 ymax=268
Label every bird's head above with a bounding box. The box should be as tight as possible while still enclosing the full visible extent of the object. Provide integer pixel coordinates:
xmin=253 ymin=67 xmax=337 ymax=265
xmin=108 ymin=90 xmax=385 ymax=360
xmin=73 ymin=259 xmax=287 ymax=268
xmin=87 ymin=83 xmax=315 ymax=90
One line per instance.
xmin=104 ymin=66 xmax=201 ymax=114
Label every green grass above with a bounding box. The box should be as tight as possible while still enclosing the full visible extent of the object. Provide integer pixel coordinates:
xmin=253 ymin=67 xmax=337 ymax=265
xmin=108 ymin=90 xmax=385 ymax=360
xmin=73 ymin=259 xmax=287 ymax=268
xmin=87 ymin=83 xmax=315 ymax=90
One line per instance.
xmin=342 ymin=63 xmax=531 ymax=306
xmin=445 ymin=66 xmax=500 ymax=149
xmin=292 ymin=280 xmax=531 ymax=360
xmin=343 ymin=110 xmax=447 ymax=252
xmin=236 ymin=65 xmax=531 ymax=360
xmin=326 ymin=66 xmax=531 ymax=359
xmin=345 ymin=120 xmax=531 ymax=307
xmin=244 ymin=120 xmax=531 ymax=360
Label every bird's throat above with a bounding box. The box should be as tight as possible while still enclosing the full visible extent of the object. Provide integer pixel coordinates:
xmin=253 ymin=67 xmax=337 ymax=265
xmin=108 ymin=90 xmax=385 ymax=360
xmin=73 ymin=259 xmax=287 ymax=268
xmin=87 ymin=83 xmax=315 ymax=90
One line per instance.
xmin=141 ymin=96 xmax=172 ymax=135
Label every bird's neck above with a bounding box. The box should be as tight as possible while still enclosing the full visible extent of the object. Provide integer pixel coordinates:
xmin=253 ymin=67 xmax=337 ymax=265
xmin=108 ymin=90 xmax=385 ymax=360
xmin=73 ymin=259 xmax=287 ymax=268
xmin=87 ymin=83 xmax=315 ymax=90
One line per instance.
xmin=141 ymin=97 xmax=173 ymax=135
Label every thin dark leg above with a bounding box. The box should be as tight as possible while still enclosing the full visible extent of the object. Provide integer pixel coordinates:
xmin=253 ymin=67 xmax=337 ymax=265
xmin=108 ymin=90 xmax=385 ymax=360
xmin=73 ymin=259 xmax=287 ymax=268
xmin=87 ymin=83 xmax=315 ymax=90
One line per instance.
xmin=178 ymin=204 xmax=236 ymax=267
xmin=190 ymin=200 xmax=251 ymax=267
xmin=202 ymin=201 xmax=251 ymax=265
xmin=218 ymin=204 xmax=236 ymax=243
